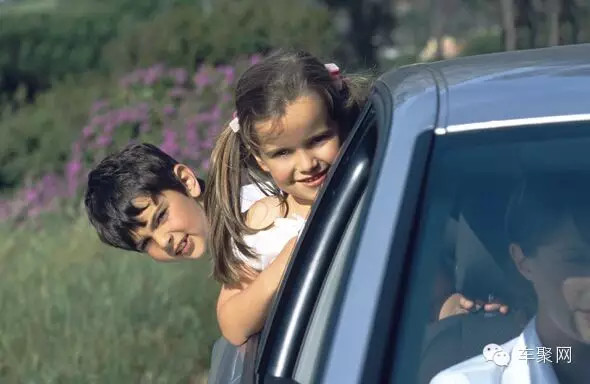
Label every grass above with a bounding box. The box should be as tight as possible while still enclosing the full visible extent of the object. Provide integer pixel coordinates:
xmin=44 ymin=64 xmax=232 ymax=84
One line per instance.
xmin=0 ymin=0 xmax=57 ymax=15
xmin=0 ymin=208 xmax=219 ymax=383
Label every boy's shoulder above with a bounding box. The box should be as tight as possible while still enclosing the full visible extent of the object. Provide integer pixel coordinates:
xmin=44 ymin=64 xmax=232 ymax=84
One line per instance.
xmin=246 ymin=196 xmax=283 ymax=230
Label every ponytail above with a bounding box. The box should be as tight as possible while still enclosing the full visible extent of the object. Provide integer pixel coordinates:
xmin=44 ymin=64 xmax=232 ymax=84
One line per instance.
xmin=204 ymin=126 xmax=268 ymax=286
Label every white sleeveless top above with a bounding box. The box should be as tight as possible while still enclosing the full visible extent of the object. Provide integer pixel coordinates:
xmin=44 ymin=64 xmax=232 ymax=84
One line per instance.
xmin=237 ymin=184 xmax=306 ymax=271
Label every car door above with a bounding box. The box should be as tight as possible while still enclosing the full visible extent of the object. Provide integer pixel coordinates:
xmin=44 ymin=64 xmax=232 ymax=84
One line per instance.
xmin=382 ymin=116 xmax=590 ymax=384
xmin=207 ymin=82 xmax=379 ymax=384
xmin=253 ymin=65 xmax=440 ymax=384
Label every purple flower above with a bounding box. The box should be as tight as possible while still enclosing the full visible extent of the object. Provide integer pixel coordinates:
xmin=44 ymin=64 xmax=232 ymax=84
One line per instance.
xmin=185 ymin=125 xmax=198 ymax=143
xmin=209 ymin=105 xmax=222 ymax=122
xmin=40 ymin=174 xmax=60 ymax=201
xmin=217 ymin=65 xmax=235 ymax=84
xmin=201 ymin=158 xmax=210 ymax=170
xmin=103 ymin=122 xmax=115 ymax=134
xmin=163 ymin=105 xmax=176 ymax=117
xmin=24 ymin=187 xmax=39 ymax=203
xmin=140 ymin=122 xmax=151 ymax=133
xmin=96 ymin=134 xmax=112 ymax=148
xmin=200 ymin=137 xmax=214 ymax=150
xmin=168 ymin=87 xmax=186 ymax=100
xmin=65 ymin=160 xmax=82 ymax=196
xmin=143 ymin=64 xmax=165 ymax=86
xmin=82 ymin=125 xmax=94 ymax=138
xmin=249 ymin=54 xmax=263 ymax=65
xmin=0 ymin=200 xmax=11 ymax=220
xmin=119 ymin=76 xmax=133 ymax=89
xmin=193 ymin=69 xmax=211 ymax=88
xmin=91 ymin=114 xmax=107 ymax=127
xmin=91 ymin=100 xmax=109 ymax=114
xmin=116 ymin=108 xmax=132 ymax=124
xmin=160 ymin=128 xmax=179 ymax=156
xmin=66 ymin=160 xmax=82 ymax=177
xmin=168 ymin=68 xmax=188 ymax=85
xmin=221 ymin=92 xmax=232 ymax=104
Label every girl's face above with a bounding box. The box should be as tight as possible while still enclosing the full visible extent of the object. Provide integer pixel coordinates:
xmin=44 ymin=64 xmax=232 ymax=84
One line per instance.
xmin=254 ymin=91 xmax=341 ymax=206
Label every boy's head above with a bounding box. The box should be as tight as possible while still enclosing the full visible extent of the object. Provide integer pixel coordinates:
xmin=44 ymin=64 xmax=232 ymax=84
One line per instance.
xmin=85 ymin=143 xmax=209 ymax=261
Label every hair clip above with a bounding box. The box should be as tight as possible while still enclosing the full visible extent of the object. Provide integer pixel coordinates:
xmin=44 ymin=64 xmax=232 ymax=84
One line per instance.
xmin=229 ymin=111 xmax=240 ymax=133
xmin=324 ymin=63 xmax=343 ymax=90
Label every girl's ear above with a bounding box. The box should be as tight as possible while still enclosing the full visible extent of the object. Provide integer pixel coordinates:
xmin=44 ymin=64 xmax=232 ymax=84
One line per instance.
xmin=509 ymin=243 xmax=534 ymax=282
xmin=254 ymin=155 xmax=271 ymax=173
xmin=173 ymin=164 xmax=202 ymax=198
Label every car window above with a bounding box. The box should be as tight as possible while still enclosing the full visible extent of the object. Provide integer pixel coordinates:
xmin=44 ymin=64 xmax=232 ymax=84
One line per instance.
xmin=387 ymin=120 xmax=590 ymax=384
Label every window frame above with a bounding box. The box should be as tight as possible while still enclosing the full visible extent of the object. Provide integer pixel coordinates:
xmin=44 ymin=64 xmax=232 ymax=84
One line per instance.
xmin=385 ymin=118 xmax=590 ymax=384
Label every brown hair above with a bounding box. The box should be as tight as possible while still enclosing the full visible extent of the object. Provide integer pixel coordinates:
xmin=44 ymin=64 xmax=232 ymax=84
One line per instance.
xmin=204 ymin=49 xmax=373 ymax=286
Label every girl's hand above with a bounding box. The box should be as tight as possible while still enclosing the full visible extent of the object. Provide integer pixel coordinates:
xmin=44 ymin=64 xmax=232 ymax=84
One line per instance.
xmin=438 ymin=293 xmax=509 ymax=320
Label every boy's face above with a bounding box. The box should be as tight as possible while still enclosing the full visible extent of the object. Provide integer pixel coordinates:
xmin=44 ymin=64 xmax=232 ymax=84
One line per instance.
xmin=131 ymin=164 xmax=209 ymax=262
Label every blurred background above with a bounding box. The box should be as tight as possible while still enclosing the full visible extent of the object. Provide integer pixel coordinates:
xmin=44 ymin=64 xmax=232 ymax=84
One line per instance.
xmin=0 ymin=0 xmax=588 ymax=382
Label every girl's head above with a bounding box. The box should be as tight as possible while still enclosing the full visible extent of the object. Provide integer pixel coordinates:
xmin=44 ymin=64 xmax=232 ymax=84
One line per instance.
xmin=205 ymin=49 xmax=371 ymax=285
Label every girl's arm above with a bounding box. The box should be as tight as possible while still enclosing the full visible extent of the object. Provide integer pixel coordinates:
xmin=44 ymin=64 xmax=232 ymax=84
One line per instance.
xmin=216 ymin=237 xmax=297 ymax=346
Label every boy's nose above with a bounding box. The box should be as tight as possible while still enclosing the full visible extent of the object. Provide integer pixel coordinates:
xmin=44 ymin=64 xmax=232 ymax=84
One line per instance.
xmin=153 ymin=231 xmax=174 ymax=253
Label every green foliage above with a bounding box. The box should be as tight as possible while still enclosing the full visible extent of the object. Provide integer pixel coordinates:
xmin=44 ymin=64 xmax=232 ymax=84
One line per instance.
xmin=102 ymin=0 xmax=337 ymax=73
xmin=0 ymin=212 xmax=218 ymax=381
xmin=0 ymin=11 xmax=117 ymax=78
xmin=0 ymin=74 xmax=112 ymax=189
xmin=461 ymin=31 xmax=504 ymax=57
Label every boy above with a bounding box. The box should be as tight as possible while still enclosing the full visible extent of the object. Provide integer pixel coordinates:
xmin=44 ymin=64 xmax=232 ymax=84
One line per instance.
xmin=85 ymin=143 xmax=264 ymax=262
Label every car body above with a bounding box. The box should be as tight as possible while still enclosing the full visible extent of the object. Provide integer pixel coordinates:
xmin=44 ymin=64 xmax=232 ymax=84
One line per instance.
xmin=209 ymin=43 xmax=590 ymax=384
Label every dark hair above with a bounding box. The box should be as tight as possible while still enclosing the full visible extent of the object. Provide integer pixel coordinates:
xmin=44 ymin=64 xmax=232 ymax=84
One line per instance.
xmin=204 ymin=49 xmax=373 ymax=285
xmin=505 ymin=171 xmax=590 ymax=256
xmin=85 ymin=143 xmax=205 ymax=251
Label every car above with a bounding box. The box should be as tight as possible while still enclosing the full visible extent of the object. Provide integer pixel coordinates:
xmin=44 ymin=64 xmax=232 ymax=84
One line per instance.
xmin=208 ymin=43 xmax=590 ymax=384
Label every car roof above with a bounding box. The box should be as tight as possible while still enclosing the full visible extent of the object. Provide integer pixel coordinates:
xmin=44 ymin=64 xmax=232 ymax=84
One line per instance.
xmin=379 ymin=44 xmax=590 ymax=129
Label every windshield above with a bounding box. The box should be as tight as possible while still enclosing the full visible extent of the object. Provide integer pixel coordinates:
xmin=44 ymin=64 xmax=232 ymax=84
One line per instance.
xmin=395 ymin=121 xmax=590 ymax=384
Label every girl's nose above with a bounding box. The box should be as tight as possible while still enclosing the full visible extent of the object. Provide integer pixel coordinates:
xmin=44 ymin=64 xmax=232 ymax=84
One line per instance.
xmin=296 ymin=150 xmax=319 ymax=173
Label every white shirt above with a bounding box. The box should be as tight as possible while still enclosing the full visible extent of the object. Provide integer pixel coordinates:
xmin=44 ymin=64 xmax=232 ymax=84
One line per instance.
xmin=240 ymin=183 xmax=267 ymax=213
xmin=430 ymin=317 xmax=560 ymax=384
xmin=236 ymin=184 xmax=306 ymax=271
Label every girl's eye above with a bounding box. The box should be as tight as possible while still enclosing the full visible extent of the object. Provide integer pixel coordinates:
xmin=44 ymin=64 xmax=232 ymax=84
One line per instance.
xmin=272 ymin=150 xmax=290 ymax=158
xmin=310 ymin=133 xmax=332 ymax=146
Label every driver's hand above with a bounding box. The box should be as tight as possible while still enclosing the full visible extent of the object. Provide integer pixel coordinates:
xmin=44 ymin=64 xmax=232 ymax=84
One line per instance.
xmin=438 ymin=293 xmax=509 ymax=320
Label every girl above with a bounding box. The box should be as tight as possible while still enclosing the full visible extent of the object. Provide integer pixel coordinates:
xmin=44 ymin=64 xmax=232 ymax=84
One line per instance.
xmin=204 ymin=50 xmax=508 ymax=346
xmin=204 ymin=50 xmax=370 ymax=345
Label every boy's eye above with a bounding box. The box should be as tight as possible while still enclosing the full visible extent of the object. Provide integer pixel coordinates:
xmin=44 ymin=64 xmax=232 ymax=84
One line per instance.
xmin=155 ymin=207 xmax=168 ymax=226
xmin=137 ymin=238 xmax=149 ymax=252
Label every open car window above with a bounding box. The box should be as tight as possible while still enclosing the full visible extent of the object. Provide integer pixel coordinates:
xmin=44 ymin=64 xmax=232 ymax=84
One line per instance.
xmin=387 ymin=120 xmax=590 ymax=384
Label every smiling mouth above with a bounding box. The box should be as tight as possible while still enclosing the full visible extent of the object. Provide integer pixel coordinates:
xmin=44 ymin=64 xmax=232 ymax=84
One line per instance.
xmin=298 ymin=169 xmax=328 ymax=184
xmin=175 ymin=234 xmax=190 ymax=256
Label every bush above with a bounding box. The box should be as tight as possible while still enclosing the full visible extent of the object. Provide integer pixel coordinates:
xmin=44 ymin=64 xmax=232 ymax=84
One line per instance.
xmin=102 ymin=0 xmax=337 ymax=73
xmin=0 ymin=55 xmax=260 ymax=221
xmin=461 ymin=30 xmax=504 ymax=57
xmin=0 ymin=73 xmax=113 ymax=190
xmin=0 ymin=0 xmax=337 ymax=105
